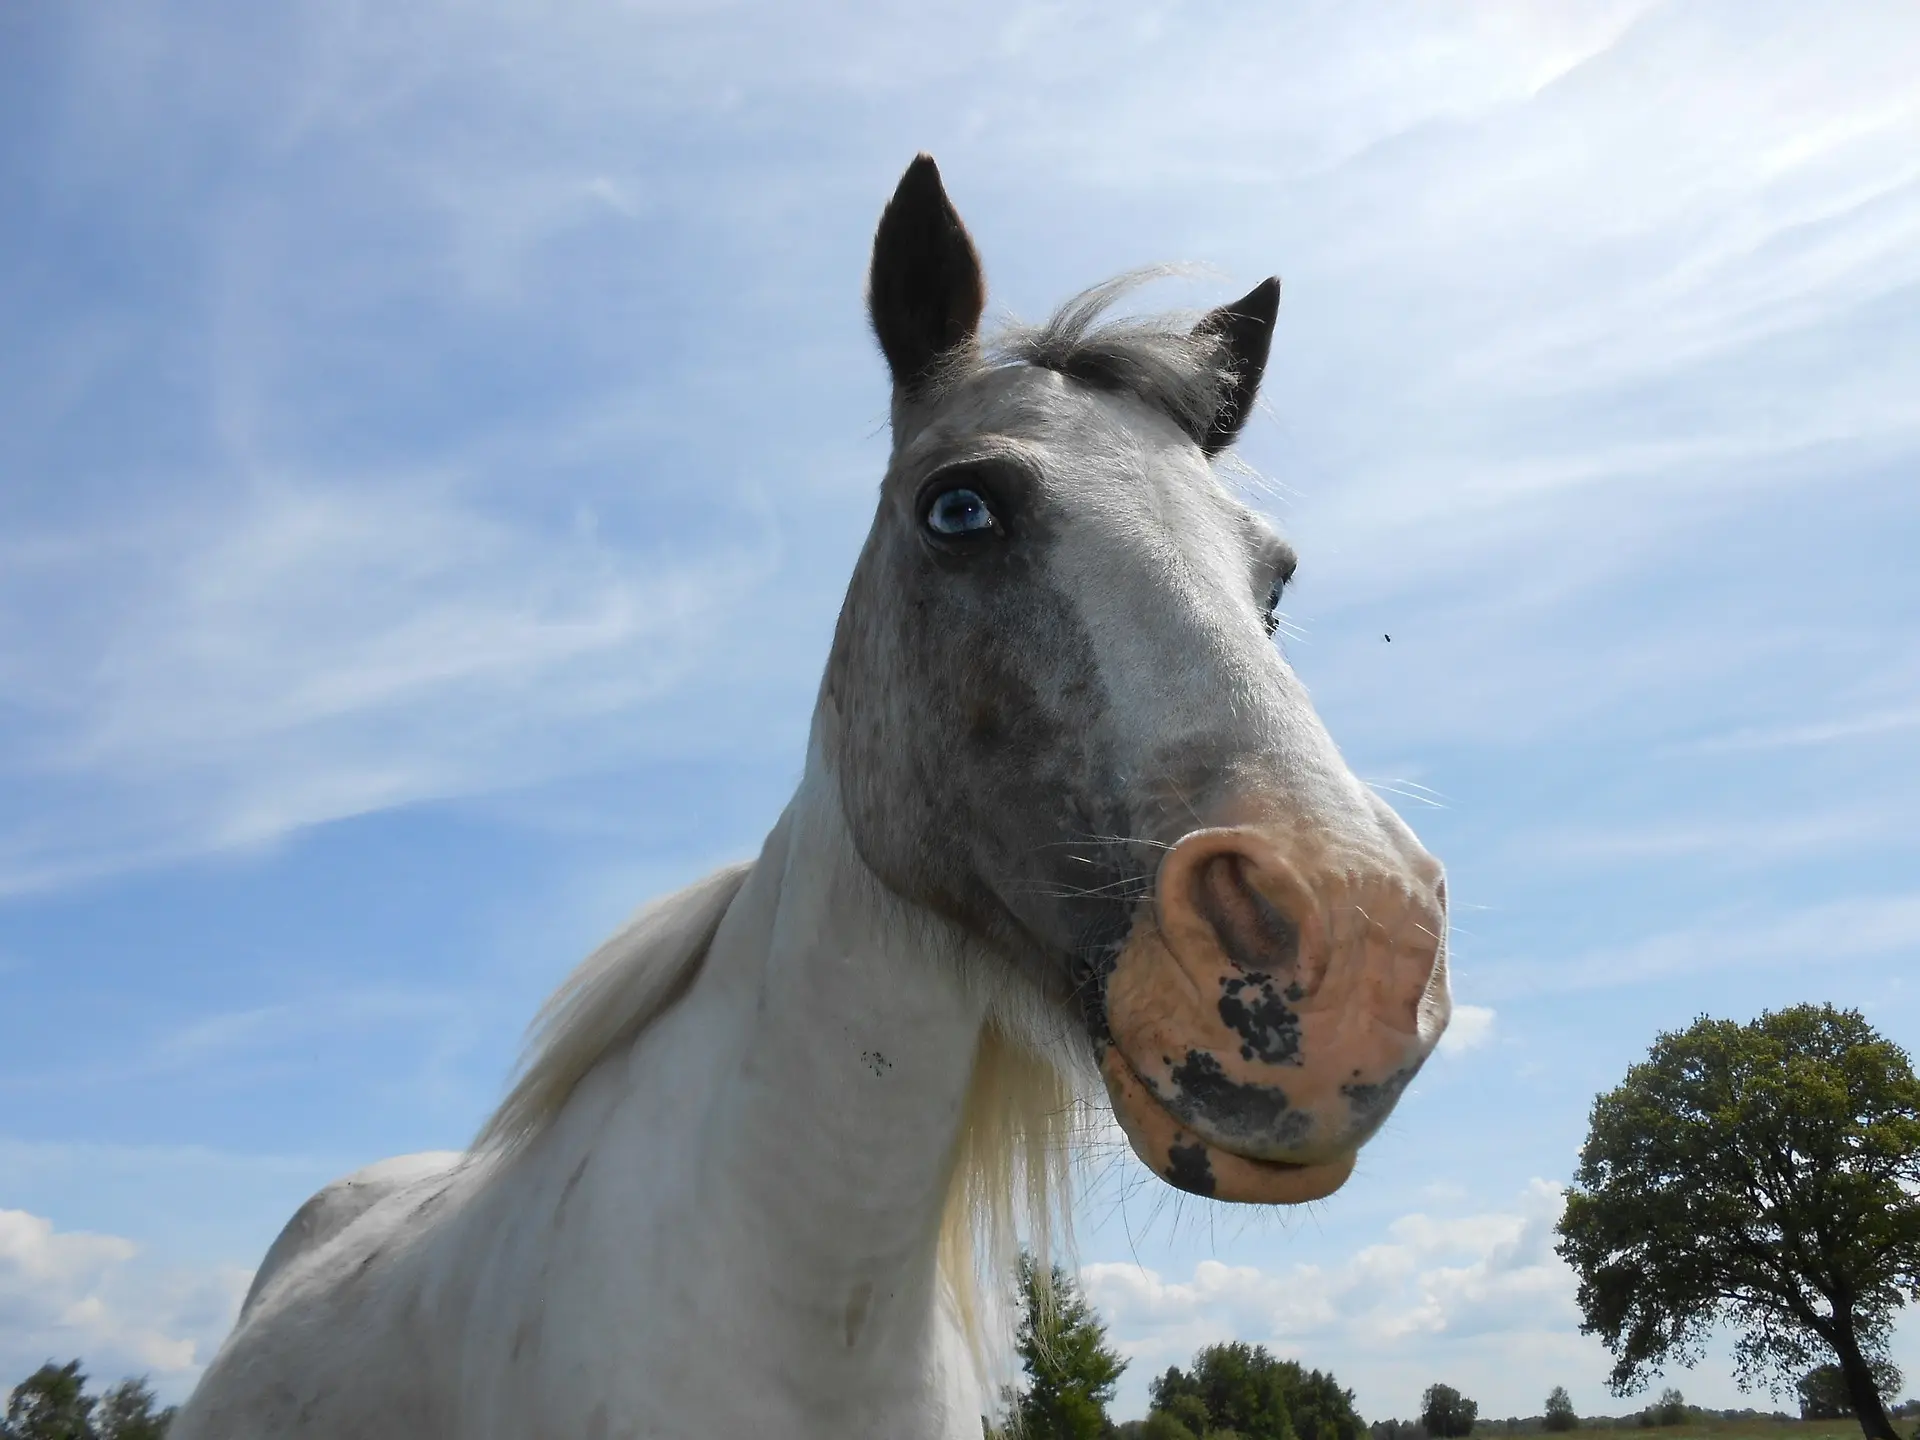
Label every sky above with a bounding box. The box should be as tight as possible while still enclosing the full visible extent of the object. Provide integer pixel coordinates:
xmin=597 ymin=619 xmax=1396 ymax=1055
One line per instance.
xmin=3 ymin=0 xmax=1919 ymax=1424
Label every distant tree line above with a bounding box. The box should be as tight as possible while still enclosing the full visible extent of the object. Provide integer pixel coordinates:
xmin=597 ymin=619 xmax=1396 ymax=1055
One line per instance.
xmin=998 ymin=1243 xmax=1920 ymax=1440
xmin=1375 ymin=1377 xmax=1920 ymax=1438
xmin=2 ymin=1361 xmax=173 ymax=1439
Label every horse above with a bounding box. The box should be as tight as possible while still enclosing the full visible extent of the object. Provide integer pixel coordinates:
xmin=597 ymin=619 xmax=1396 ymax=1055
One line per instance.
xmin=172 ymin=154 xmax=1450 ymax=1439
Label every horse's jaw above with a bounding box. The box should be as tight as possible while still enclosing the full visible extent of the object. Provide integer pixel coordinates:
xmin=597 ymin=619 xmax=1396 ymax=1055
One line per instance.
xmin=1096 ymin=1042 xmax=1358 ymax=1204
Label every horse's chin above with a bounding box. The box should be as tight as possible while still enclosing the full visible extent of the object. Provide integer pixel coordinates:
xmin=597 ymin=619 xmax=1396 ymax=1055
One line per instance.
xmin=1097 ymin=1044 xmax=1356 ymax=1205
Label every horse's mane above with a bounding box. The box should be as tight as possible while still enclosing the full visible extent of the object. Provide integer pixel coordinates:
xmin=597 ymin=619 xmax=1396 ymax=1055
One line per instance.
xmin=473 ymin=863 xmax=752 ymax=1155
xmin=472 ymin=860 xmax=1081 ymax=1381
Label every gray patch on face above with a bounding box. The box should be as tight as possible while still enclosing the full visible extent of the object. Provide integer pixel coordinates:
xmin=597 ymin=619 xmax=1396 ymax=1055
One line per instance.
xmin=1341 ymin=1064 xmax=1421 ymax=1131
xmin=826 ymin=422 xmax=1147 ymax=997
xmin=1160 ymin=1049 xmax=1313 ymax=1149
xmin=1165 ymin=1140 xmax=1217 ymax=1198
xmin=1217 ymin=970 xmax=1304 ymax=1066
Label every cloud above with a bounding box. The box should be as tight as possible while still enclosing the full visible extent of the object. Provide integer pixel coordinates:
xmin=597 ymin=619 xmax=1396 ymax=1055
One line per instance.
xmin=1082 ymin=1180 xmax=1611 ymax=1419
xmin=1509 ymin=808 xmax=1900 ymax=871
xmin=0 ymin=472 xmax=772 ymax=894
xmin=0 ymin=1209 xmax=246 ymax=1402
xmin=1475 ymin=892 xmax=1920 ymax=1000
xmin=1690 ymin=705 xmax=1920 ymax=754
xmin=1436 ymin=1004 xmax=1496 ymax=1058
xmin=6 ymin=0 xmax=1918 ymax=895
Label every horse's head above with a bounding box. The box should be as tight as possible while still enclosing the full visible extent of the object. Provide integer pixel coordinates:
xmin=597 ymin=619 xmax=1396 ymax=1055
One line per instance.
xmin=824 ymin=156 xmax=1449 ymax=1205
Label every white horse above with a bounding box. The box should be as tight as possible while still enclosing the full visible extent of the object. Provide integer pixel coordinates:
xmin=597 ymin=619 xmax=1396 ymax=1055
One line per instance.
xmin=174 ymin=155 xmax=1450 ymax=1439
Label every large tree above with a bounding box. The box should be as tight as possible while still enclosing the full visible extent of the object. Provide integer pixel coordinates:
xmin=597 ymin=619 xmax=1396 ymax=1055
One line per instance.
xmin=1009 ymin=1253 xmax=1128 ymax=1440
xmin=1556 ymin=1004 xmax=1920 ymax=1440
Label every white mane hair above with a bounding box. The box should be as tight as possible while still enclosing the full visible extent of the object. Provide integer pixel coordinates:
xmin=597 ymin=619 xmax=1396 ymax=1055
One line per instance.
xmin=472 ymin=858 xmax=1089 ymax=1371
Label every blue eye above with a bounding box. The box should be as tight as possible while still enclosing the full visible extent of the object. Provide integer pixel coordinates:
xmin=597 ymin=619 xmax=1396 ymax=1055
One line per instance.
xmin=925 ymin=487 xmax=996 ymax=537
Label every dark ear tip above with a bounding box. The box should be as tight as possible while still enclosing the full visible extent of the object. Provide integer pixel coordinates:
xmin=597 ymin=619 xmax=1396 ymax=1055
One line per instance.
xmin=1239 ymin=276 xmax=1282 ymax=321
xmin=896 ymin=153 xmax=943 ymax=193
xmin=1197 ymin=276 xmax=1282 ymax=456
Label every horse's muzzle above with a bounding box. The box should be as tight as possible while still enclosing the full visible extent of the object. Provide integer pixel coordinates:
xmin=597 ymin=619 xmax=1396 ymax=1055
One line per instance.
xmin=1096 ymin=823 xmax=1449 ymax=1203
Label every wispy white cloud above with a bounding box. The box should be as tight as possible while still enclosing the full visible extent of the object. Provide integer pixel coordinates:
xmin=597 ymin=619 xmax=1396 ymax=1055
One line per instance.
xmin=1507 ymin=806 xmax=1904 ymax=871
xmin=1476 ymin=893 xmax=1920 ymax=1000
xmin=151 ymin=987 xmax=469 ymax=1070
xmin=1689 ymin=704 xmax=1920 ymax=754
xmin=0 ymin=473 xmax=770 ymax=893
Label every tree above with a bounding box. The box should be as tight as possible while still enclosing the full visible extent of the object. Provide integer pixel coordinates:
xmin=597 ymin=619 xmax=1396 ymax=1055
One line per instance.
xmin=1139 ymin=1397 xmax=1208 ymax=1440
xmin=1149 ymin=1343 xmax=1364 ymax=1440
xmin=1010 ymin=1252 xmax=1128 ymax=1440
xmin=1801 ymin=1362 xmax=1904 ymax=1422
xmin=1543 ymin=1387 xmax=1578 ymax=1432
xmin=2 ymin=1361 xmax=97 ymax=1440
xmin=1284 ymin=1366 xmax=1364 ymax=1440
xmin=1421 ymin=1384 xmax=1477 ymax=1438
xmin=1802 ymin=1367 xmax=1853 ymax=1421
xmin=1639 ymin=1389 xmax=1689 ymax=1427
xmin=1556 ymin=1005 xmax=1920 ymax=1440
xmin=93 ymin=1380 xmax=172 ymax=1440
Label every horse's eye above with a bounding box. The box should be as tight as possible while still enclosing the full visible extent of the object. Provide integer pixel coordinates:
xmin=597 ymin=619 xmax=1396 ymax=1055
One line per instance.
xmin=1262 ymin=580 xmax=1284 ymax=637
xmin=925 ymin=487 xmax=996 ymax=537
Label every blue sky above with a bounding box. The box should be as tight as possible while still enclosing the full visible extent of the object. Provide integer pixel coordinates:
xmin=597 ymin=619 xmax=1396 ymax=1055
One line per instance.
xmin=3 ymin=0 xmax=1919 ymax=1422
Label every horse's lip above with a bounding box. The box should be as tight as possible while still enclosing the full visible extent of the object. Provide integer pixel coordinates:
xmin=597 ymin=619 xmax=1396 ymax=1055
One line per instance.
xmin=1098 ymin=1044 xmax=1356 ymax=1205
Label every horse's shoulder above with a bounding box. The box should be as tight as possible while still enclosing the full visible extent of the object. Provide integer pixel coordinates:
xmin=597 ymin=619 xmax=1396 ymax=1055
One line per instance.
xmin=240 ymin=1150 xmax=466 ymax=1318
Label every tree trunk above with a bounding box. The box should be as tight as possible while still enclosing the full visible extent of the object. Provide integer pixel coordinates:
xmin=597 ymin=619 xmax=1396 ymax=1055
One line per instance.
xmin=1833 ymin=1322 xmax=1901 ymax=1440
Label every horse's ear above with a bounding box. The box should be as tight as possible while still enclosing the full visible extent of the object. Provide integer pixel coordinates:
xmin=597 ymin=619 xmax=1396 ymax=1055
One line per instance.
xmin=868 ymin=154 xmax=986 ymax=394
xmin=1194 ymin=277 xmax=1281 ymax=455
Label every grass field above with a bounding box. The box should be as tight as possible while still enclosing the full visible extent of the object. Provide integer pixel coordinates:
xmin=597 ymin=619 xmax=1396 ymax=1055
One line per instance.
xmin=1478 ymin=1422 xmax=1883 ymax=1440
xmin=1604 ymin=1426 xmax=1867 ymax=1440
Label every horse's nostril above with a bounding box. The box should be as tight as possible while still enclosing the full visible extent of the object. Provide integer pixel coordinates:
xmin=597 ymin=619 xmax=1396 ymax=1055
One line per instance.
xmin=1192 ymin=851 xmax=1300 ymax=977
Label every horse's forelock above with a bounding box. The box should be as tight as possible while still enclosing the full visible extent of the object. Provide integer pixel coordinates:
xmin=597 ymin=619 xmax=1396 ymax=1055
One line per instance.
xmin=914 ymin=269 xmax=1238 ymax=446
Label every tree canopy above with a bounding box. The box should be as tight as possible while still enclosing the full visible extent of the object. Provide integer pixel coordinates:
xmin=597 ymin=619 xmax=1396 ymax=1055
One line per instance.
xmin=1799 ymin=1362 xmax=1904 ymax=1422
xmin=1 ymin=1363 xmax=94 ymax=1440
xmin=1639 ymin=1388 xmax=1690 ymax=1427
xmin=1543 ymin=1386 xmax=1578 ymax=1432
xmin=1420 ymin=1383 xmax=1477 ymax=1438
xmin=1140 ymin=1342 xmax=1362 ymax=1440
xmin=1009 ymin=1253 xmax=1128 ymax=1440
xmin=1555 ymin=1004 xmax=1920 ymax=1440
xmin=1 ymin=1363 xmax=173 ymax=1440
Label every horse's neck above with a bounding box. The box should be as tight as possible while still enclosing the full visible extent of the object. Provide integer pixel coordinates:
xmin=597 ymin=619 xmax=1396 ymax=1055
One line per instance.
xmin=470 ymin=755 xmax=991 ymax=1432
xmin=682 ymin=761 xmax=989 ymax=1333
